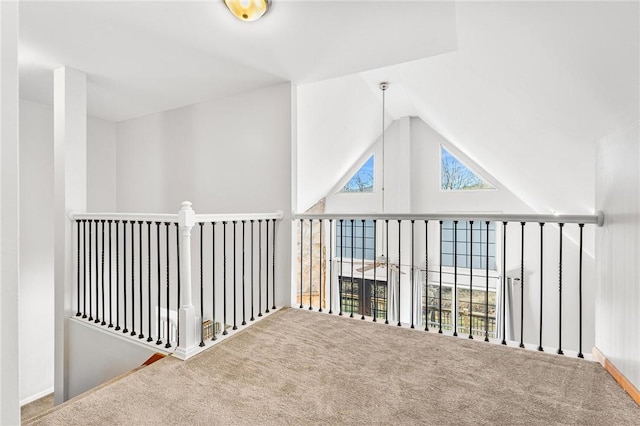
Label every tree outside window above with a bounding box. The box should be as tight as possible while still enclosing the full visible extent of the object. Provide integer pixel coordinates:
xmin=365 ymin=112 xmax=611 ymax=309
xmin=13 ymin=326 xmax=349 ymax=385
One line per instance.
xmin=441 ymin=147 xmax=493 ymax=190
xmin=341 ymin=155 xmax=374 ymax=193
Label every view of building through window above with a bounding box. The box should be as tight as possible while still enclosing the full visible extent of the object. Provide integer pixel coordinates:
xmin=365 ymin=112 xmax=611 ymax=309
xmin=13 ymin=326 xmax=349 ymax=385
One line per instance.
xmin=441 ymin=147 xmax=494 ymax=190
xmin=340 ymin=155 xmax=374 ymax=193
xmin=425 ymin=284 xmax=497 ymax=338
xmin=340 ymin=277 xmax=387 ymax=319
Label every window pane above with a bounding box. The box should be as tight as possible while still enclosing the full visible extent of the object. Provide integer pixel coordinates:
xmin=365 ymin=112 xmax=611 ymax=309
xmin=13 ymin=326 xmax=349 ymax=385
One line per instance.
xmin=442 ymin=241 xmax=454 ymax=253
xmin=471 ymin=242 xmax=483 ymax=256
xmin=365 ymin=225 xmax=375 ymax=238
xmin=456 ymin=288 xmax=497 ymax=337
xmin=441 ymin=220 xmax=496 ymax=270
xmin=340 ymin=155 xmax=374 ymax=193
xmin=336 ymin=220 xmax=375 ymax=261
xmin=457 ymin=242 xmax=467 ymax=255
xmin=441 ymin=147 xmax=494 ymax=191
xmin=339 ymin=277 xmax=387 ymax=318
xmin=425 ymin=284 xmax=453 ymax=331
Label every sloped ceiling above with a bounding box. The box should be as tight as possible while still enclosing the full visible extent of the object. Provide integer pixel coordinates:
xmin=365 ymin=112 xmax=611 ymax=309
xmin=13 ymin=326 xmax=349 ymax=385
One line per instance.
xmin=18 ymin=1 xmax=639 ymax=215
xmin=19 ymin=1 xmax=457 ymax=122
xmin=299 ymin=1 xmax=639 ymax=214
xmin=297 ymin=74 xmax=394 ymax=212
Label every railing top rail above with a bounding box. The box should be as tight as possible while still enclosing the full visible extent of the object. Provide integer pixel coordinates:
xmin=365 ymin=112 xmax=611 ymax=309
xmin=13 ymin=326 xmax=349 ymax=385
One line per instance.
xmin=195 ymin=211 xmax=284 ymax=223
xmin=69 ymin=212 xmax=178 ymax=223
xmin=70 ymin=210 xmax=284 ymax=224
xmin=292 ymin=211 xmax=604 ymax=226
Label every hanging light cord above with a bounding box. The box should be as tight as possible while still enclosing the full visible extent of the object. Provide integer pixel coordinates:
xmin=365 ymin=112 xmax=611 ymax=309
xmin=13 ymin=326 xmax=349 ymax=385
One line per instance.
xmin=379 ymin=82 xmax=388 ymax=258
xmin=380 ymin=82 xmax=388 ymax=213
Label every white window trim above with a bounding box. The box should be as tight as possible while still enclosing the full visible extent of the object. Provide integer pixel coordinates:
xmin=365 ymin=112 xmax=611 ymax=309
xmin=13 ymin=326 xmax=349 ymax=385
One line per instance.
xmin=425 ymin=279 xmax=499 ymax=336
xmin=438 ymin=219 xmax=502 ymax=279
xmin=439 ymin=142 xmax=499 ymax=192
xmin=439 ymin=266 xmax=500 ymax=285
xmin=333 ymin=151 xmax=378 ymax=195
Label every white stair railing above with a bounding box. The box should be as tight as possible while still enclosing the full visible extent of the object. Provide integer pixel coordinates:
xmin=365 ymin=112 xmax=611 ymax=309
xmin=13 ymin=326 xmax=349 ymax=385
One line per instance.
xmin=69 ymin=201 xmax=283 ymax=361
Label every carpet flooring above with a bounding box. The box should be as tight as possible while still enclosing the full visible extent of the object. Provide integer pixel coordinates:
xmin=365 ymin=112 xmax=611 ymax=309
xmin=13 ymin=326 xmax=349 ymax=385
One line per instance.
xmin=28 ymin=308 xmax=640 ymax=425
xmin=21 ymin=394 xmax=54 ymax=424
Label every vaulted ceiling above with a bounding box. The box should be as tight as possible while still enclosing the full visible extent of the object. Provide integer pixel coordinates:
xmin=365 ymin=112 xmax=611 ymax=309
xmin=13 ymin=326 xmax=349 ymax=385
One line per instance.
xmin=18 ymin=1 xmax=640 ymax=216
xmin=297 ymin=1 xmax=639 ymax=214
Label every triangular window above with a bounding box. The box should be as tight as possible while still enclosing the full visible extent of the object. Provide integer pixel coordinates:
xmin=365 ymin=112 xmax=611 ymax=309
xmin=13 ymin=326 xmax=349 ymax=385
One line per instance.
xmin=441 ymin=147 xmax=494 ymax=190
xmin=340 ymin=155 xmax=374 ymax=193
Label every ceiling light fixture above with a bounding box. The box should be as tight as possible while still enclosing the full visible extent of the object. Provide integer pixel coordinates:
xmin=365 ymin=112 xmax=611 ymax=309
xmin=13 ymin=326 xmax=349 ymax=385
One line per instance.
xmin=224 ymin=0 xmax=271 ymax=22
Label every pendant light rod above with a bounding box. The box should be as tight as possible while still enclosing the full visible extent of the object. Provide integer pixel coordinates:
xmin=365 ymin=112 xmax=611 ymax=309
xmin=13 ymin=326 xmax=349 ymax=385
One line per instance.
xmin=380 ymin=82 xmax=388 ymax=213
xmin=380 ymin=82 xmax=388 ymax=258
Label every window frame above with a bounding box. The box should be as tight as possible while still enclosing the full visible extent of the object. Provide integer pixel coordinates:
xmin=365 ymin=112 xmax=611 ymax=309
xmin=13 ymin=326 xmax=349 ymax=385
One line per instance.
xmin=424 ymin=278 xmax=498 ymax=338
xmin=335 ymin=219 xmax=376 ymax=261
xmin=337 ymin=154 xmax=376 ymax=195
xmin=440 ymin=220 xmax=498 ymax=273
xmin=439 ymin=144 xmax=497 ymax=192
xmin=338 ymin=275 xmax=388 ymax=318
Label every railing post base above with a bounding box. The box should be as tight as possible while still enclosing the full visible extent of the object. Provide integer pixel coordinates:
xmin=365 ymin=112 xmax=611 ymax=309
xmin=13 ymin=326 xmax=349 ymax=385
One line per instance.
xmin=175 ymin=305 xmax=198 ymax=360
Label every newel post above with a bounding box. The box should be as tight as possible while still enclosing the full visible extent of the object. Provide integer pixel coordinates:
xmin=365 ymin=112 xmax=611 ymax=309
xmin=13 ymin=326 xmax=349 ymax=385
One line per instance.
xmin=175 ymin=201 xmax=198 ymax=360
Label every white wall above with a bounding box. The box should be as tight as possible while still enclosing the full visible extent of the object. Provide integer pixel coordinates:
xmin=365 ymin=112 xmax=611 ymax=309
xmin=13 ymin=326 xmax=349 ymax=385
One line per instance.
xmin=68 ymin=319 xmax=156 ymax=399
xmin=297 ymin=74 xmax=393 ymax=213
xmin=409 ymin=119 xmax=530 ymax=214
xmin=19 ymin=100 xmax=55 ymax=405
xmin=385 ymin=118 xmax=411 ymax=214
xmin=1 ymin=6 xmax=20 ymax=421
xmin=595 ymin=121 xmax=640 ymax=389
xmin=87 ymin=117 xmax=116 ymax=212
xmin=324 ymin=120 xmax=393 ymax=214
xmin=324 ymin=117 xmax=596 ymax=352
xmin=115 ymin=82 xmax=293 ymax=308
xmin=19 ymin=99 xmax=116 ymax=404
xmin=326 ymin=118 xmax=531 ymax=215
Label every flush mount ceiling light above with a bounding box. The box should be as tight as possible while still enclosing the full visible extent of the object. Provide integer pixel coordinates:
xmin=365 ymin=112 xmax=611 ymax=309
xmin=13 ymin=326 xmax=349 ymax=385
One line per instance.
xmin=224 ymin=0 xmax=271 ymax=22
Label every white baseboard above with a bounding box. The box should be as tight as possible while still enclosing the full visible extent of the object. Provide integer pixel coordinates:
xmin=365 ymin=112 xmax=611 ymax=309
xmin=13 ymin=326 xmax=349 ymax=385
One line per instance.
xmin=20 ymin=387 xmax=54 ymax=407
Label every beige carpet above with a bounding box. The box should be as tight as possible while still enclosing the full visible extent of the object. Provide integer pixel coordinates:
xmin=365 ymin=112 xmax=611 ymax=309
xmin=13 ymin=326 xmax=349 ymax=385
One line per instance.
xmin=28 ymin=308 xmax=639 ymax=425
xmin=21 ymin=393 xmax=54 ymax=424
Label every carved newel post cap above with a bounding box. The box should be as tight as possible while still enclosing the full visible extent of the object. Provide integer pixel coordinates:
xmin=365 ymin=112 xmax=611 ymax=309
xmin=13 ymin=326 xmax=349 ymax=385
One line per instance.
xmin=178 ymin=201 xmax=195 ymax=227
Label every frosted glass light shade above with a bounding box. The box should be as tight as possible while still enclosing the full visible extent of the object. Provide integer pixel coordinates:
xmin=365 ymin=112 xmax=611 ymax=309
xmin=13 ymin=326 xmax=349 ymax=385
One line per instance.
xmin=224 ymin=0 xmax=271 ymax=22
